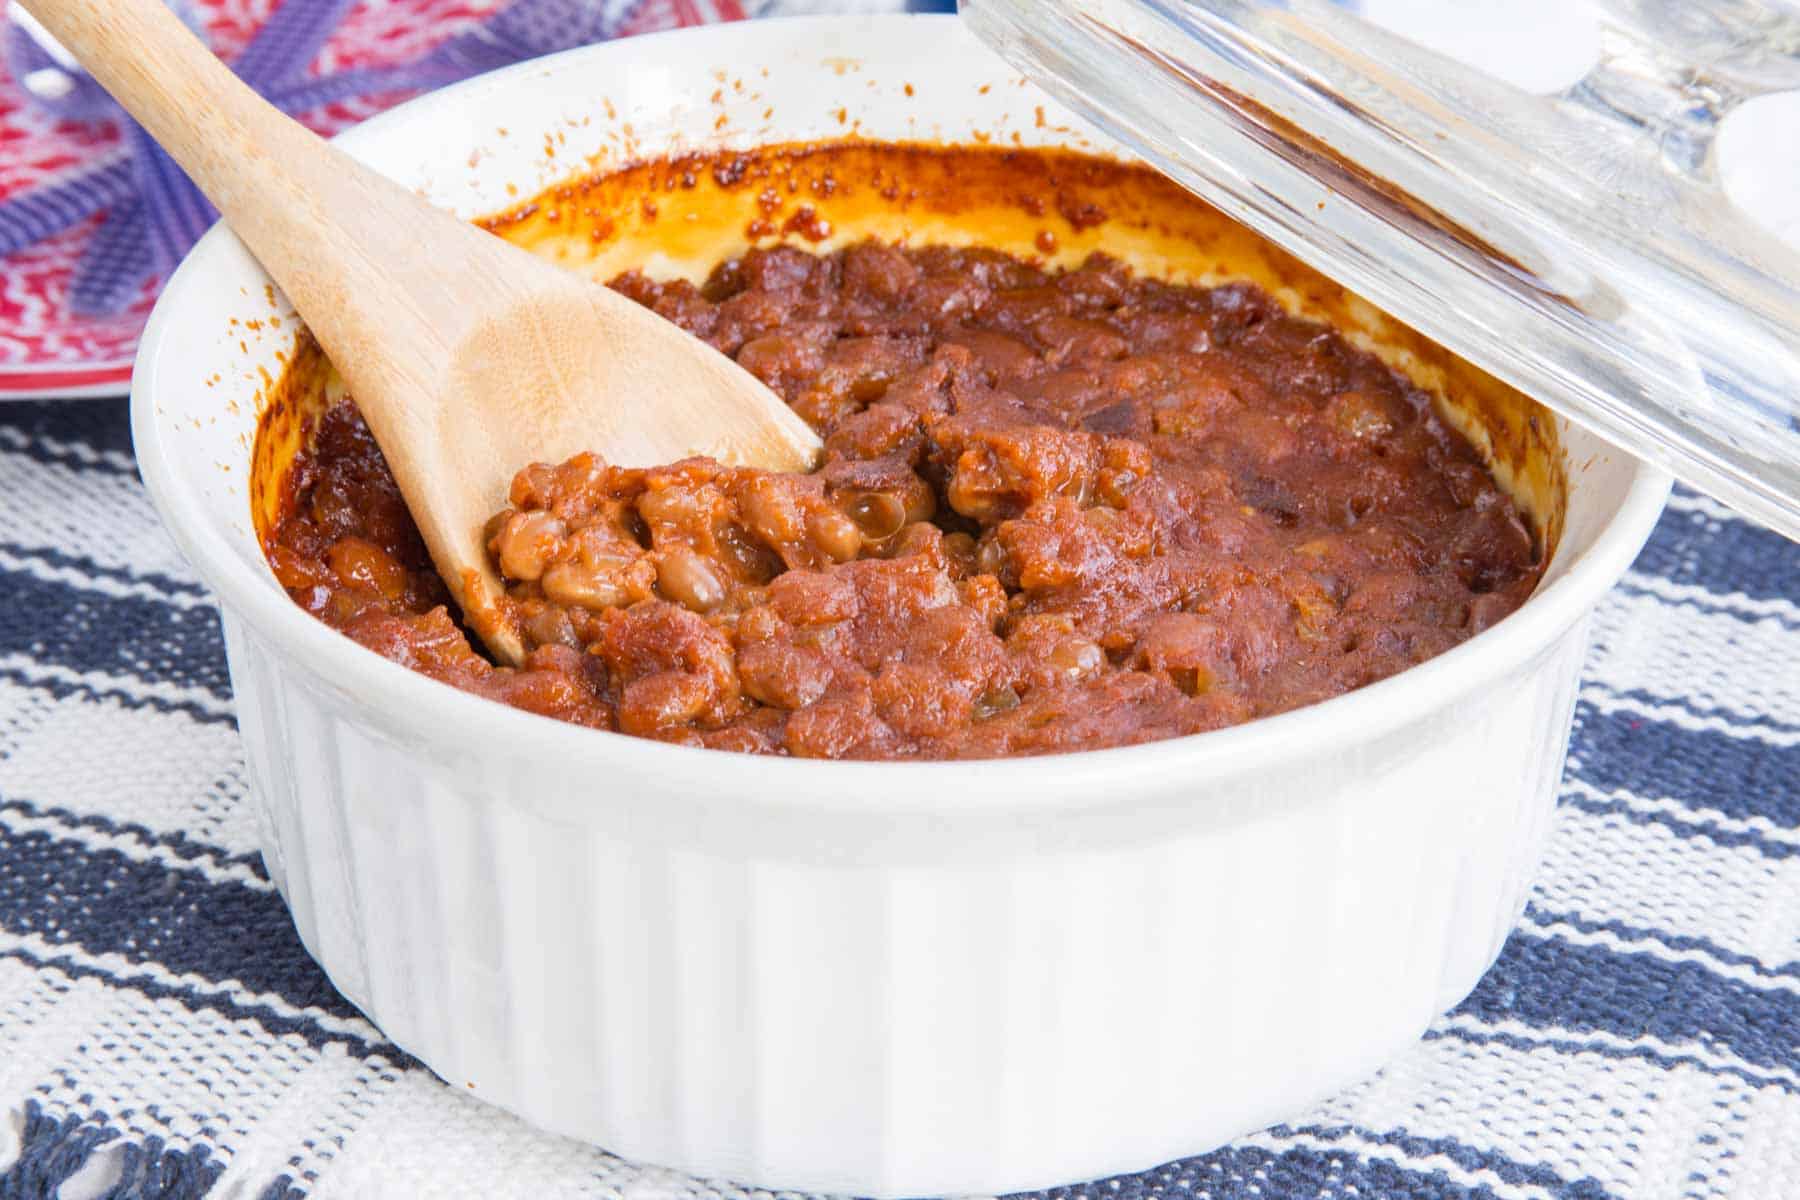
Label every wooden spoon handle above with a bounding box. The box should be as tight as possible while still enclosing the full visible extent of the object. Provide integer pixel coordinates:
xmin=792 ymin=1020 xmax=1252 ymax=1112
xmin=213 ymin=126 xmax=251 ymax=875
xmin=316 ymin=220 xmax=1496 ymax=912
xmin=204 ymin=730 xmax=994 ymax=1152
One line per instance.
xmin=17 ymin=0 xmax=489 ymax=393
xmin=18 ymin=0 xmax=301 ymax=206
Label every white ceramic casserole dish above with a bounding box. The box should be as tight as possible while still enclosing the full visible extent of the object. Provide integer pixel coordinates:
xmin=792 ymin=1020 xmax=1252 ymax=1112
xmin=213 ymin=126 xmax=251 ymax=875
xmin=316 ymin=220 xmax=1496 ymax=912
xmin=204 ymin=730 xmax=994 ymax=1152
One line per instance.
xmin=130 ymin=14 xmax=1671 ymax=1197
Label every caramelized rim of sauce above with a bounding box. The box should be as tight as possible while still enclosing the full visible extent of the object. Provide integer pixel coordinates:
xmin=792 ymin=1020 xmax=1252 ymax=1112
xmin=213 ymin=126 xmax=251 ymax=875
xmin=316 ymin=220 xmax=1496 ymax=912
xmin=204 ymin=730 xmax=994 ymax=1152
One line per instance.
xmin=254 ymin=139 xmax=1565 ymax=573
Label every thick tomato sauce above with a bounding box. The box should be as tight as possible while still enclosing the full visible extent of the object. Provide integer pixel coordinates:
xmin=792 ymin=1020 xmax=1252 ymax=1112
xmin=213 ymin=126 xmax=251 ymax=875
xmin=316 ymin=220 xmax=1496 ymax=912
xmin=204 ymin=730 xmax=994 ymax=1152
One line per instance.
xmin=266 ymin=240 xmax=1541 ymax=759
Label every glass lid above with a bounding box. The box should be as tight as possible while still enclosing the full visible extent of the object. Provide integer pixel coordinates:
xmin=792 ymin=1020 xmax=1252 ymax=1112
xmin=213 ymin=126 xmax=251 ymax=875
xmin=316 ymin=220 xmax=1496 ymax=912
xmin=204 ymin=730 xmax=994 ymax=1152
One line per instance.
xmin=960 ymin=0 xmax=1800 ymax=541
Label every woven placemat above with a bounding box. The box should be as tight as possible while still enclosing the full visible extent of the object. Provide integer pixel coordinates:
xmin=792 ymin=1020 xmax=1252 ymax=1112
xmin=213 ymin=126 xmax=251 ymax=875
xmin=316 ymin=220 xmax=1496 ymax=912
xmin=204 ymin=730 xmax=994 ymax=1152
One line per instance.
xmin=1 ymin=1 xmax=1796 ymax=1196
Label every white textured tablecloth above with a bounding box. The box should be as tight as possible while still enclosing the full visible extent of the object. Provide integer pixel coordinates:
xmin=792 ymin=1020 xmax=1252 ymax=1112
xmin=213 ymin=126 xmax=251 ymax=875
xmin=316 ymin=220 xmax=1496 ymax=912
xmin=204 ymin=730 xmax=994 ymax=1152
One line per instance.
xmin=2 ymin=2 xmax=1799 ymax=1197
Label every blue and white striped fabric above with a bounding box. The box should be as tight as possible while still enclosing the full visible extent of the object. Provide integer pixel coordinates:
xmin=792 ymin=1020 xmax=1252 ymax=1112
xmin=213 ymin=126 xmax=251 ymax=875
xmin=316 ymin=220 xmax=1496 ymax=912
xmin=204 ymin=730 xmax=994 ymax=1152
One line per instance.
xmin=2 ymin=411 xmax=1797 ymax=1198
xmin=4 ymin=1 xmax=1800 ymax=1193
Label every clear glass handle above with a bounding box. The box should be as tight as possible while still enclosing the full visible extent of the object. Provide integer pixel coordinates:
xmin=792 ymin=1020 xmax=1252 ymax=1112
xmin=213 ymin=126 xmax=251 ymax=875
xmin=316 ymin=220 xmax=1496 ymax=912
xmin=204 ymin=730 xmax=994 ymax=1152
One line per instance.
xmin=961 ymin=0 xmax=1800 ymax=541
xmin=1569 ymin=0 xmax=1800 ymax=174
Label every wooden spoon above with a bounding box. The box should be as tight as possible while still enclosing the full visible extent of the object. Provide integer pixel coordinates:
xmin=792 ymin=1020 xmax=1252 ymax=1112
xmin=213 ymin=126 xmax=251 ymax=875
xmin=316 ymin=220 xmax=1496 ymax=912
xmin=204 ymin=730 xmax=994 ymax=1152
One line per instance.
xmin=23 ymin=0 xmax=823 ymax=665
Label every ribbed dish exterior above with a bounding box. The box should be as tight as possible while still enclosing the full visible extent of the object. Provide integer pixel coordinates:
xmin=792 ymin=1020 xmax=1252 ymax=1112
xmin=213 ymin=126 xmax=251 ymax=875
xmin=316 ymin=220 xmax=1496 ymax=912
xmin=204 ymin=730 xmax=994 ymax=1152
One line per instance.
xmin=222 ymin=610 xmax=1589 ymax=1196
xmin=131 ymin=22 xmax=1665 ymax=1195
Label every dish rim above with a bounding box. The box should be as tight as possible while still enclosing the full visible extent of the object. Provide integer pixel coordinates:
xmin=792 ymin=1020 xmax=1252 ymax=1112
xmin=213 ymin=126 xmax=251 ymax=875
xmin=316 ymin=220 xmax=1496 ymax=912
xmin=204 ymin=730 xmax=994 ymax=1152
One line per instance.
xmin=130 ymin=13 xmax=1673 ymax=814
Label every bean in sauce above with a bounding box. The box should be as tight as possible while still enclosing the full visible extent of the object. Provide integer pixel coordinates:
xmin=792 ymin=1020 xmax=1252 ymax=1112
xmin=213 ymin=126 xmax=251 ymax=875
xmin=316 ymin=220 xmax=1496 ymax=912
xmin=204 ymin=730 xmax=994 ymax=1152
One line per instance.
xmin=266 ymin=241 xmax=1542 ymax=759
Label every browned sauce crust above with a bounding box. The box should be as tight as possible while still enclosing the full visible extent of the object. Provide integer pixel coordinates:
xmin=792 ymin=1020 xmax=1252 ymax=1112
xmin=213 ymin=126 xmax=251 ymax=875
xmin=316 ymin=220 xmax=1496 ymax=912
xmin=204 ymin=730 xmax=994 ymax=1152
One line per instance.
xmin=266 ymin=241 xmax=1541 ymax=759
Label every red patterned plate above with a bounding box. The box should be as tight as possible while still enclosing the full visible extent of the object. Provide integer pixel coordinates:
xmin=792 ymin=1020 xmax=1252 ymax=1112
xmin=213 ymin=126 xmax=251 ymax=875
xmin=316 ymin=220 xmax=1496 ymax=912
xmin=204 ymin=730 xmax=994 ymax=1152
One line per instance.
xmin=0 ymin=0 xmax=742 ymax=399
